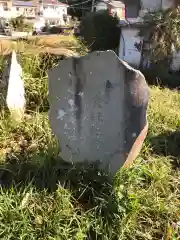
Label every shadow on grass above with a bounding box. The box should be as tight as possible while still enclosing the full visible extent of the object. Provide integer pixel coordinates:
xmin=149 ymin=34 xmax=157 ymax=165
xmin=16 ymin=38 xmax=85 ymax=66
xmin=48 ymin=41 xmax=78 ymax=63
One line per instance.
xmin=140 ymin=67 xmax=180 ymax=89
xmin=0 ymin=150 xmax=119 ymax=239
xmin=148 ymin=130 xmax=180 ymax=168
xmin=0 ymin=150 xmax=114 ymax=209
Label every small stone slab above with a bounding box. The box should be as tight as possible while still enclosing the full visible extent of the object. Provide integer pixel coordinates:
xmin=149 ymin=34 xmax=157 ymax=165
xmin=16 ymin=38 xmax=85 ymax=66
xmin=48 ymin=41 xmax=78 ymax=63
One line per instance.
xmin=1 ymin=51 xmax=25 ymax=120
xmin=48 ymin=51 xmax=149 ymax=175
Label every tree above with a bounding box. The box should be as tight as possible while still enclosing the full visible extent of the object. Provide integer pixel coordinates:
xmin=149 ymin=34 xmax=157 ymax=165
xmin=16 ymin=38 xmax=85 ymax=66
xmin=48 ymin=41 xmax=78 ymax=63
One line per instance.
xmin=139 ymin=7 xmax=180 ymax=65
xmin=60 ymin=0 xmax=100 ymax=18
xmin=79 ymin=10 xmax=120 ymax=51
xmin=10 ymin=16 xmax=33 ymax=32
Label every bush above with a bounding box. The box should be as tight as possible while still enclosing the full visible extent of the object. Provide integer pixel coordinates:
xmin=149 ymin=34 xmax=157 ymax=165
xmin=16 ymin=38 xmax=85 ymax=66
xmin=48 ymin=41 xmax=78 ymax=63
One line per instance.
xmin=79 ymin=10 xmax=120 ymax=51
xmin=141 ymin=63 xmax=180 ymax=88
xmin=20 ymin=53 xmax=65 ymax=78
xmin=41 ymin=22 xmax=50 ymax=32
xmin=10 ymin=16 xmax=33 ymax=32
xmin=20 ymin=52 xmax=65 ymax=111
xmin=49 ymin=26 xmax=63 ymax=34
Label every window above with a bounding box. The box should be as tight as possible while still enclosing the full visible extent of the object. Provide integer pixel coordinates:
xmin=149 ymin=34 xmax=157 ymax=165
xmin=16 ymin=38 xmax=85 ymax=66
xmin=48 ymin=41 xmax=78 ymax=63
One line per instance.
xmin=50 ymin=20 xmax=55 ymax=25
xmin=125 ymin=0 xmax=140 ymax=18
xmin=16 ymin=7 xmax=19 ymax=11
xmin=2 ymin=2 xmax=7 ymax=9
xmin=38 ymin=11 xmax=43 ymax=16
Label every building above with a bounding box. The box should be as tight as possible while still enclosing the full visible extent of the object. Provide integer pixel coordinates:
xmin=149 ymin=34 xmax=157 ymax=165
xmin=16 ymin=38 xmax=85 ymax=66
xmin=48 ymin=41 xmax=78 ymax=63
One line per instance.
xmin=0 ymin=0 xmax=69 ymax=25
xmin=94 ymin=1 xmax=126 ymax=20
xmin=0 ymin=0 xmax=12 ymax=18
xmin=11 ymin=1 xmax=36 ymax=18
xmin=0 ymin=0 xmax=36 ymax=19
xmin=107 ymin=1 xmax=125 ymax=19
xmin=37 ymin=0 xmax=69 ymax=25
xmin=118 ymin=0 xmax=176 ymax=68
xmin=0 ymin=0 xmax=12 ymax=11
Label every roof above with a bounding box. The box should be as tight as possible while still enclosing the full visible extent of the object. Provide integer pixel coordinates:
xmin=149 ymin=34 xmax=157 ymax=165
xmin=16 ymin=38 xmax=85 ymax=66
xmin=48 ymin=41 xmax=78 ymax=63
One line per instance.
xmin=108 ymin=1 xmax=125 ymax=8
xmin=99 ymin=0 xmax=125 ymax=8
xmin=119 ymin=19 xmax=148 ymax=28
xmin=42 ymin=0 xmax=69 ymax=6
xmin=12 ymin=0 xmax=68 ymax=7
xmin=12 ymin=1 xmax=36 ymax=7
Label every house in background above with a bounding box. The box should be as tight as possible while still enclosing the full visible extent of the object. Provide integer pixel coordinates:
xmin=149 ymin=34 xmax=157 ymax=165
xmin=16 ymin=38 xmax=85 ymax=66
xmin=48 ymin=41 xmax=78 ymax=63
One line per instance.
xmin=11 ymin=1 xmax=36 ymax=19
xmin=0 ymin=0 xmax=12 ymax=10
xmin=118 ymin=0 xmax=176 ymax=68
xmin=0 ymin=0 xmax=69 ymax=26
xmin=37 ymin=0 xmax=69 ymax=25
xmin=107 ymin=1 xmax=125 ymax=19
xmin=0 ymin=0 xmax=12 ymax=18
xmin=93 ymin=1 xmax=126 ymax=20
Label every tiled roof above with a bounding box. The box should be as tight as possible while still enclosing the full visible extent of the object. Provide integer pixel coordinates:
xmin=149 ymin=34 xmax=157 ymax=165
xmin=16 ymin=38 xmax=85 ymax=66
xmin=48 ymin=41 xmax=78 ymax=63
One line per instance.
xmin=13 ymin=1 xmax=36 ymax=7
xmin=108 ymin=1 xmax=125 ymax=8
xmin=12 ymin=0 xmax=68 ymax=7
xmin=100 ymin=0 xmax=125 ymax=8
xmin=42 ymin=0 xmax=68 ymax=6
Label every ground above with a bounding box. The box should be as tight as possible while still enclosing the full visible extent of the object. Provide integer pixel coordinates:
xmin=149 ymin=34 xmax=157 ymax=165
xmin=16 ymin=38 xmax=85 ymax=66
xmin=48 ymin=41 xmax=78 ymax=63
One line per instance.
xmin=0 ymin=35 xmax=87 ymax=56
xmin=0 ymin=37 xmax=179 ymax=239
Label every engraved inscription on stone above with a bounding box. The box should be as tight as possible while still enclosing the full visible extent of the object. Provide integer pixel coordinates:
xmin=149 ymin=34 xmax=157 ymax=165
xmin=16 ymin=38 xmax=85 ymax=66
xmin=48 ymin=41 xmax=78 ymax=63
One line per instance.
xmin=48 ymin=51 xmax=149 ymax=175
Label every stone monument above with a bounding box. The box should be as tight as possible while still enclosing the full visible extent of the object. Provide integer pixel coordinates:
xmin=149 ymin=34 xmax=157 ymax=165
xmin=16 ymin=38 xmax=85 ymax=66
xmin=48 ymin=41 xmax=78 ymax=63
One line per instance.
xmin=48 ymin=51 xmax=149 ymax=175
xmin=1 ymin=51 xmax=25 ymax=120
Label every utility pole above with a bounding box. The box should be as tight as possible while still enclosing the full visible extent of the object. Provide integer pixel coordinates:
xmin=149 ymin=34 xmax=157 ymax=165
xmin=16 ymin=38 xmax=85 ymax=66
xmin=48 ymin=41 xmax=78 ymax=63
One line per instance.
xmin=91 ymin=0 xmax=95 ymax=12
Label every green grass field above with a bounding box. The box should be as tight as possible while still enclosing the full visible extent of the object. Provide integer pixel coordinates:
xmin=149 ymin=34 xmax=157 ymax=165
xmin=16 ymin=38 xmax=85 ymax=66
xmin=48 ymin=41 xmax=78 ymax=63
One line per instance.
xmin=0 ymin=41 xmax=179 ymax=239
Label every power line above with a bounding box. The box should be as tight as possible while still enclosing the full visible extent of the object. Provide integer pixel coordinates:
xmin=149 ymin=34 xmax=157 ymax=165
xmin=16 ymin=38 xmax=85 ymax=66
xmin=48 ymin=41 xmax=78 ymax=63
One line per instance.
xmin=64 ymin=0 xmax=94 ymax=7
xmin=63 ymin=0 xmax=100 ymax=14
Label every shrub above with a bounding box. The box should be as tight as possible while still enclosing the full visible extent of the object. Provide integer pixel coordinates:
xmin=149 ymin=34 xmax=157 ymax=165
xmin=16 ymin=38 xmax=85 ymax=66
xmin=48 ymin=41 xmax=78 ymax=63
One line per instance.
xmin=41 ymin=22 xmax=50 ymax=32
xmin=79 ymin=10 xmax=120 ymax=51
xmin=20 ymin=53 xmax=65 ymax=78
xmin=10 ymin=16 xmax=33 ymax=32
xmin=139 ymin=8 xmax=180 ymax=64
xmin=49 ymin=26 xmax=63 ymax=34
xmin=141 ymin=63 xmax=180 ymax=88
xmin=20 ymin=53 xmax=65 ymax=111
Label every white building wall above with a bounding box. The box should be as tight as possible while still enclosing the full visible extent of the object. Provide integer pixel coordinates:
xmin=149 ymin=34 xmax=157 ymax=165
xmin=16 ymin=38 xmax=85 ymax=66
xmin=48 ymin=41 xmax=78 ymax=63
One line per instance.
xmin=162 ymin=0 xmax=174 ymax=9
xmin=119 ymin=28 xmax=143 ymax=67
xmin=0 ymin=7 xmax=12 ymax=18
xmin=11 ymin=7 xmax=36 ymax=18
xmin=141 ymin=0 xmax=162 ymax=11
xmin=41 ymin=5 xmax=67 ymax=19
xmin=141 ymin=0 xmax=174 ymax=11
xmin=171 ymin=50 xmax=180 ymax=71
xmin=94 ymin=2 xmax=107 ymax=11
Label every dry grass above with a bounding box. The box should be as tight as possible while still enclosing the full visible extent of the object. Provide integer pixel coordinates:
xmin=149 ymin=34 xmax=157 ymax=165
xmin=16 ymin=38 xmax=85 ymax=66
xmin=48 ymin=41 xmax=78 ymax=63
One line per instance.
xmin=0 ymin=85 xmax=179 ymax=239
xmin=0 ymin=47 xmax=179 ymax=239
xmin=0 ymin=35 xmax=87 ymax=56
xmin=148 ymin=87 xmax=180 ymax=133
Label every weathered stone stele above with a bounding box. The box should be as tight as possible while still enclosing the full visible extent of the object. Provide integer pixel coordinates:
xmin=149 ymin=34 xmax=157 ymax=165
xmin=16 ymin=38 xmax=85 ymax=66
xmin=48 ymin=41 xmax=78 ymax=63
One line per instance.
xmin=48 ymin=51 xmax=149 ymax=175
xmin=1 ymin=51 xmax=25 ymax=121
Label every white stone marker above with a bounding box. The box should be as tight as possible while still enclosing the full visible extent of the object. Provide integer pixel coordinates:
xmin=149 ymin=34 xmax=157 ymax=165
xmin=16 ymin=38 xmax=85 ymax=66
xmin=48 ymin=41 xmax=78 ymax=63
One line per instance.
xmin=5 ymin=51 xmax=25 ymax=120
xmin=48 ymin=51 xmax=149 ymax=175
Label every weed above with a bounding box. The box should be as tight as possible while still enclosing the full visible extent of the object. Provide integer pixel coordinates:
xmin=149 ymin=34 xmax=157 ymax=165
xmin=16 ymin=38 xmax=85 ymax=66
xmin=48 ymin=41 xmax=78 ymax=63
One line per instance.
xmin=0 ymin=38 xmax=179 ymax=239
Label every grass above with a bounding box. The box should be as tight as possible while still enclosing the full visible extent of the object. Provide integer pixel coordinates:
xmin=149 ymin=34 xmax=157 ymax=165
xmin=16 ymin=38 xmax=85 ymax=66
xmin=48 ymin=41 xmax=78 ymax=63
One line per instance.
xmin=0 ymin=35 xmax=87 ymax=56
xmin=0 ymin=45 xmax=179 ymax=239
